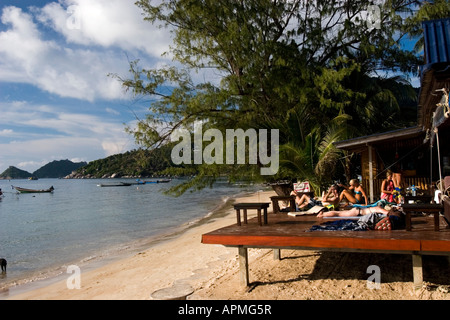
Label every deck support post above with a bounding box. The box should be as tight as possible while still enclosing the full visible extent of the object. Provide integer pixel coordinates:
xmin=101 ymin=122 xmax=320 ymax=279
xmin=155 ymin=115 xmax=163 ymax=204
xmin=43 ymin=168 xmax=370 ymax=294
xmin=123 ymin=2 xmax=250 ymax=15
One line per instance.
xmin=238 ymin=246 xmax=249 ymax=287
xmin=368 ymin=145 xmax=374 ymax=203
xmin=412 ymin=254 xmax=423 ymax=290
xmin=273 ymin=249 xmax=281 ymax=260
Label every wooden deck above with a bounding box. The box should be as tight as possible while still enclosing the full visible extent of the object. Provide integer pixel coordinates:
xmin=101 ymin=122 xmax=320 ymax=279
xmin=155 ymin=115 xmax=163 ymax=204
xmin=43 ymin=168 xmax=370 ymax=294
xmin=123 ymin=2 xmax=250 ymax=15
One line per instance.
xmin=202 ymin=212 xmax=450 ymax=289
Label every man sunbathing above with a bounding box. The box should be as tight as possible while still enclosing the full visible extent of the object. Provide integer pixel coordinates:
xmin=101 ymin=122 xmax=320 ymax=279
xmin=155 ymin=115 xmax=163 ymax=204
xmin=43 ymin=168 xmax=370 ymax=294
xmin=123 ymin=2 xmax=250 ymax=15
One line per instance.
xmin=317 ymin=206 xmax=390 ymax=217
xmin=317 ymin=206 xmax=404 ymax=231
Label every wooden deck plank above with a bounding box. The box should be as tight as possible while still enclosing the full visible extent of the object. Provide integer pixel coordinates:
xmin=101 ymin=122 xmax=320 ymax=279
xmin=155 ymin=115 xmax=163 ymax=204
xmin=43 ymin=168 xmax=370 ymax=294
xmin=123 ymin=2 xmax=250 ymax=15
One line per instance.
xmin=202 ymin=212 xmax=450 ymax=288
xmin=202 ymin=213 xmax=450 ymax=254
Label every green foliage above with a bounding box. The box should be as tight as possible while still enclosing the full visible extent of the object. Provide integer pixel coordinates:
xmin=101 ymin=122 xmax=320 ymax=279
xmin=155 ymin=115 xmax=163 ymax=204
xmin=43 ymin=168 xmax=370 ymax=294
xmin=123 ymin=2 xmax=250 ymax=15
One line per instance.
xmin=0 ymin=160 xmax=87 ymax=179
xmin=404 ymin=0 xmax=450 ymax=53
xmin=33 ymin=160 xmax=87 ymax=178
xmin=0 ymin=166 xmax=32 ymax=179
xmin=113 ymin=0 xmax=438 ymax=194
xmin=75 ymin=144 xmax=185 ymax=178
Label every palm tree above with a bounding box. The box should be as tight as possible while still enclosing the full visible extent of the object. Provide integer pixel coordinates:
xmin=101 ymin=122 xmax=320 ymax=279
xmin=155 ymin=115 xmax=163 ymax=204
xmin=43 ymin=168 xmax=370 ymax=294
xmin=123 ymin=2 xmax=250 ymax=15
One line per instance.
xmin=276 ymin=111 xmax=355 ymax=195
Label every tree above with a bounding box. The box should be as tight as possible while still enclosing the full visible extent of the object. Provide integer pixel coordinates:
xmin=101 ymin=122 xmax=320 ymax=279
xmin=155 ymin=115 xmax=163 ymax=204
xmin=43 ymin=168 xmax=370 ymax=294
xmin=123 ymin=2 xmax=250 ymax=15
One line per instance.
xmin=404 ymin=0 xmax=450 ymax=53
xmin=115 ymin=0 xmax=429 ymax=194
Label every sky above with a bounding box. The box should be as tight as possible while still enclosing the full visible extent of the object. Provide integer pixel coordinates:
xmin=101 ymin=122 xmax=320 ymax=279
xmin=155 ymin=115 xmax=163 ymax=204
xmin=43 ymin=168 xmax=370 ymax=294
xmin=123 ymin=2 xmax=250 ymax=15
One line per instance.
xmin=0 ymin=1 xmax=421 ymax=174
xmin=0 ymin=0 xmax=174 ymax=173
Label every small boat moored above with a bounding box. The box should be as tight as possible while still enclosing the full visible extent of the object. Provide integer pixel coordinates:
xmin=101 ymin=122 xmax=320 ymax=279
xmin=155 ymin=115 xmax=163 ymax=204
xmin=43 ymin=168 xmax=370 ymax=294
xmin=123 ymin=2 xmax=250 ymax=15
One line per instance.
xmin=97 ymin=182 xmax=132 ymax=187
xmin=145 ymin=179 xmax=172 ymax=184
xmin=12 ymin=186 xmax=54 ymax=193
xmin=156 ymin=179 xmax=171 ymax=183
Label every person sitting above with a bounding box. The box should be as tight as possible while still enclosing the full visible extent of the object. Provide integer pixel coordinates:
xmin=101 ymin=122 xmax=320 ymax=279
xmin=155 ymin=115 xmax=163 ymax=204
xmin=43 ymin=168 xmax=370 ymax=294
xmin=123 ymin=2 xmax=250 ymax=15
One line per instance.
xmin=381 ymin=170 xmax=399 ymax=203
xmin=338 ymin=179 xmax=368 ymax=206
xmin=290 ymin=191 xmax=321 ymax=211
xmin=321 ymin=184 xmax=340 ymax=209
xmin=290 ymin=184 xmax=339 ymax=211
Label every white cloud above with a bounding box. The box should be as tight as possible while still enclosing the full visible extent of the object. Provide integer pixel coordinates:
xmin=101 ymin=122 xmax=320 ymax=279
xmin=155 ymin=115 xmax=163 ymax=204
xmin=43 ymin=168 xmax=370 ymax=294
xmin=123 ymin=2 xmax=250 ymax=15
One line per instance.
xmin=38 ymin=0 xmax=171 ymax=57
xmin=0 ymin=129 xmax=14 ymax=136
xmin=0 ymin=133 xmax=135 ymax=173
xmin=105 ymin=107 xmax=120 ymax=115
xmin=1 ymin=137 xmax=100 ymax=173
xmin=0 ymin=2 xmax=171 ymax=102
xmin=0 ymin=1 xmax=173 ymax=173
xmin=0 ymin=101 xmax=138 ymax=172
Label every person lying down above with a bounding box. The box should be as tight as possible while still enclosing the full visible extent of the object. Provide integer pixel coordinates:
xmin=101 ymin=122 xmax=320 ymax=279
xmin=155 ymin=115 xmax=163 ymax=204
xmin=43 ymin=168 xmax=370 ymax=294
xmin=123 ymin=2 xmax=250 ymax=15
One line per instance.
xmin=316 ymin=206 xmax=405 ymax=231
xmin=317 ymin=206 xmax=390 ymax=217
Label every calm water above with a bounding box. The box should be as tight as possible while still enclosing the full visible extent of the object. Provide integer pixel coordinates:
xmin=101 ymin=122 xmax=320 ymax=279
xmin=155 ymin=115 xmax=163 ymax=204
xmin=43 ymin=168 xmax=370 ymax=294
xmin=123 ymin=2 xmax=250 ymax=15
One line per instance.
xmin=0 ymin=178 xmax=263 ymax=292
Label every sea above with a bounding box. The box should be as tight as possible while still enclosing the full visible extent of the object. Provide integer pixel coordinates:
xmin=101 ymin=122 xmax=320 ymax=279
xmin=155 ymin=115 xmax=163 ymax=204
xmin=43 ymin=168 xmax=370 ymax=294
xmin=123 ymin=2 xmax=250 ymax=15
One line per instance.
xmin=0 ymin=178 xmax=265 ymax=297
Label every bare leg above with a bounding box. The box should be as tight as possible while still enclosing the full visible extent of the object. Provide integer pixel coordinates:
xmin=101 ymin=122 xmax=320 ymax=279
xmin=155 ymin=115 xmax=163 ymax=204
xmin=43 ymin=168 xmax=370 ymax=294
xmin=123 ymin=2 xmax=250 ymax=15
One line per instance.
xmin=318 ymin=207 xmax=359 ymax=218
xmin=339 ymin=190 xmax=357 ymax=204
xmin=393 ymin=173 xmax=402 ymax=189
xmin=297 ymin=194 xmax=312 ymax=209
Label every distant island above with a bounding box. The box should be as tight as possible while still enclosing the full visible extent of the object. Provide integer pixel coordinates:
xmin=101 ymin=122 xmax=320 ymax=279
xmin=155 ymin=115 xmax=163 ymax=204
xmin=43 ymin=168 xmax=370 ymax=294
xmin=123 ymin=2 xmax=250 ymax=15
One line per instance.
xmin=0 ymin=160 xmax=87 ymax=180
xmin=1 ymin=145 xmax=190 ymax=180
xmin=66 ymin=146 xmax=189 ymax=179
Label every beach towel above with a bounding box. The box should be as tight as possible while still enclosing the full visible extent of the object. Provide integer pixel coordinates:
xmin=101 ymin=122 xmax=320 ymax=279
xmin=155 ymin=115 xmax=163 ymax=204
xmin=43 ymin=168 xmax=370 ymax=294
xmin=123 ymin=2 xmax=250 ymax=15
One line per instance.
xmin=351 ymin=199 xmax=393 ymax=208
xmin=308 ymin=212 xmax=404 ymax=232
xmin=288 ymin=205 xmax=325 ymax=216
xmin=307 ymin=219 xmax=368 ymax=232
xmin=308 ymin=213 xmax=391 ymax=232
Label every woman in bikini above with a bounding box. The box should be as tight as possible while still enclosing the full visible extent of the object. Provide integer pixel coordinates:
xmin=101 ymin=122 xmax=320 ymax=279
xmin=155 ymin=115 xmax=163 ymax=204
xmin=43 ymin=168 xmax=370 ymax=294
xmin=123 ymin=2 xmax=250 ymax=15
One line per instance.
xmin=381 ymin=170 xmax=397 ymax=203
xmin=338 ymin=179 xmax=368 ymax=206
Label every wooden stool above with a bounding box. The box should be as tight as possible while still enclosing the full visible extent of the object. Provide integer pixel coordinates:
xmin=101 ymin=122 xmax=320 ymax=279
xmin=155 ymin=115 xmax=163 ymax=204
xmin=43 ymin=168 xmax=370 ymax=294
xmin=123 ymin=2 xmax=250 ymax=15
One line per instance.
xmin=402 ymin=203 xmax=443 ymax=231
xmin=233 ymin=203 xmax=270 ymax=226
xmin=270 ymin=196 xmax=296 ymax=213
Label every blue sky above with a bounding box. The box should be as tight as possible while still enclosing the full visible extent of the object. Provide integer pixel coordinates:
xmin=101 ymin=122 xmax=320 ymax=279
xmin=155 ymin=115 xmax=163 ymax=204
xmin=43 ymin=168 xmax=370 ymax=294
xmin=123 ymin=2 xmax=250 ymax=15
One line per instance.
xmin=0 ymin=1 xmax=421 ymax=174
xmin=0 ymin=0 xmax=174 ymax=173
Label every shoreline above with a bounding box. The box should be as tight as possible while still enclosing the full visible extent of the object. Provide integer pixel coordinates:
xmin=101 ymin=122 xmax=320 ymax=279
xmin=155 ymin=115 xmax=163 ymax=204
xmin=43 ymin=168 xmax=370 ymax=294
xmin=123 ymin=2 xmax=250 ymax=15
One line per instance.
xmin=4 ymin=189 xmax=274 ymax=300
xmin=5 ymin=188 xmax=450 ymax=300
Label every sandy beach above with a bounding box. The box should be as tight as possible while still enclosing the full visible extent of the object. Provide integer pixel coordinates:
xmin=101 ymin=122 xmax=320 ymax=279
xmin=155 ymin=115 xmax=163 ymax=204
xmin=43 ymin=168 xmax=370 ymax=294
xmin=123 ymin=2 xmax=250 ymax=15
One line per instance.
xmin=5 ymin=190 xmax=450 ymax=300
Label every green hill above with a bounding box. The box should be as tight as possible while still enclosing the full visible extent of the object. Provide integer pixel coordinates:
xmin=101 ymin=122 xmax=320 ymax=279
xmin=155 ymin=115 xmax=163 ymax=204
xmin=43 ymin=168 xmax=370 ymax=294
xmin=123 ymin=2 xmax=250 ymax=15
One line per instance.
xmin=0 ymin=166 xmax=32 ymax=179
xmin=1 ymin=145 xmax=194 ymax=180
xmin=68 ymin=145 xmax=194 ymax=179
xmin=0 ymin=160 xmax=87 ymax=179
xmin=33 ymin=159 xmax=87 ymax=178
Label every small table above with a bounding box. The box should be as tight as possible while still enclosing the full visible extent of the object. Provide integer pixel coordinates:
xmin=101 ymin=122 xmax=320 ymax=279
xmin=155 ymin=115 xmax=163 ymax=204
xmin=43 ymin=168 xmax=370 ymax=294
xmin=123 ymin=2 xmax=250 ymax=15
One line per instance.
xmin=402 ymin=203 xmax=443 ymax=231
xmin=270 ymin=196 xmax=296 ymax=213
xmin=233 ymin=203 xmax=270 ymax=226
xmin=404 ymin=195 xmax=433 ymax=204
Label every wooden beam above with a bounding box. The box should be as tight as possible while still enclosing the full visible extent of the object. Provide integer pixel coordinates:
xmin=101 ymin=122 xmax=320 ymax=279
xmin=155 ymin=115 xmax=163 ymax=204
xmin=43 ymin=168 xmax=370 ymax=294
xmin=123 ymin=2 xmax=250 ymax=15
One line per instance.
xmin=273 ymin=249 xmax=281 ymax=260
xmin=412 ymin=254 xmax=423 ymax=290
xmin=238 ymin=246 xmax=249 ymax=287
xmin=368 ymin=145 xmax=374 ymax=203
xmin=203 ymin=234 xmax=423 ymax=252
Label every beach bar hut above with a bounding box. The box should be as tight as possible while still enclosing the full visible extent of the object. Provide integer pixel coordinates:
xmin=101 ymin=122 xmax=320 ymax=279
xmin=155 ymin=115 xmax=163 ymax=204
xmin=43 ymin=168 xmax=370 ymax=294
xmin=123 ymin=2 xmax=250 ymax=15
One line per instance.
xmin=202 ymin=19 xmax=450 ymax=291
xmin=335 ymin=18 xmax=450 ymax=203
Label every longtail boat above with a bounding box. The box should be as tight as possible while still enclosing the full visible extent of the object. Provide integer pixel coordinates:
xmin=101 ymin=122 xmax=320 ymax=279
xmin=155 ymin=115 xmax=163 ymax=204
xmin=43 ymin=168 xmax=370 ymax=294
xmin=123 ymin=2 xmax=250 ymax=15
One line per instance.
xmin=12 ymin=186 xmax=54 ymax=193
xmin=97 ymin=182 xmax=132 ymax=187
